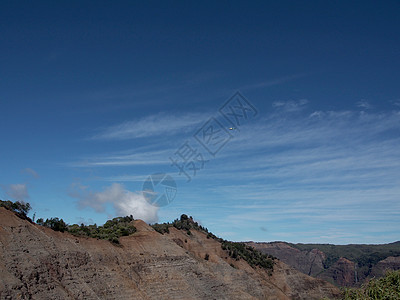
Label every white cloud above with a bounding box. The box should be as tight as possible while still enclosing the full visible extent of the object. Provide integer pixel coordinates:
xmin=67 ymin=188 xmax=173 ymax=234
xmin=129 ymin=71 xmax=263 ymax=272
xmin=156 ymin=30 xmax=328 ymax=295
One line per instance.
xmin=3 ymin=183 xmax=29 ymax=202
xmin=70 ymin=183 xmax=158 ymax=223
xmin=92 ymin=112 xmax=208 ymax=140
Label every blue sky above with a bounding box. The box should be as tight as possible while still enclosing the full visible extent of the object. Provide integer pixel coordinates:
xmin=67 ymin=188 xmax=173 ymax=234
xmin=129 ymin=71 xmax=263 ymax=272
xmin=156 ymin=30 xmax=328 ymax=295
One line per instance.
xmin=1 ymin=1 xmax=399 ymax=244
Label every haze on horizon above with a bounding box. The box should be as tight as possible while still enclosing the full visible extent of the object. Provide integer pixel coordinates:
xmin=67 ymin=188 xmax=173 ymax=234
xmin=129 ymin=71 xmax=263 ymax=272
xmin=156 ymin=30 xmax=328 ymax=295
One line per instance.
xmin=1 ymin=1 xmax=399 ymax=244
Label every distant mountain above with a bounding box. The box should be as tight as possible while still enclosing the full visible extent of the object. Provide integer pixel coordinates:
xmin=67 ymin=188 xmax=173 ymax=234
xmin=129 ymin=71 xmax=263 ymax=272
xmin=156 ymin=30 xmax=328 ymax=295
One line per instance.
xmin=0 ymin=208 xmax=340 ymax=299
xmin=246 ymin=241 xmax=400 ymax=287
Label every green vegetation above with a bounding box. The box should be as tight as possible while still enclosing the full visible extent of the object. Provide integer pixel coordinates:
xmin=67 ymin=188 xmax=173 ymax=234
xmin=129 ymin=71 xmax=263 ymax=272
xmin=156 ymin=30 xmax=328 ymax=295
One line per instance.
xmin=36 ymin=215 xmax=137 ymax=244
xmin=172 ymin=214 xmax=209 ymax=232
xmin=151 ymin=214 xmax=276 ymax=272
xmin=152 ymin=214 xmax=210 ymax=235
xmin=69 ymin=216 xmax=137 ymax=244
xmin=0 ymin=199 xmax=32 ymax=221
xmin=341 ymin=270 xmax=400 ymax=299
xmin=151 ymin=214 xmax=212 ymax=237
xmin=288 ymin=242 xmax=400 ymax=278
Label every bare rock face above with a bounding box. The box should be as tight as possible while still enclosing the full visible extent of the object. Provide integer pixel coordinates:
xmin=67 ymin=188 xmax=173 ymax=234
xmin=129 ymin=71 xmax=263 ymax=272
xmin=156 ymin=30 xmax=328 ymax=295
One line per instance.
xmin=0 ymin=208 xmax=340 ymax=299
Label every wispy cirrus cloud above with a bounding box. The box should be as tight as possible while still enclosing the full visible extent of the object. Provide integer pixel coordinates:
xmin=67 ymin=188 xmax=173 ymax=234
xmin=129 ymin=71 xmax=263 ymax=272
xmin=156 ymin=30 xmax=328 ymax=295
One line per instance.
xmin=91 ymin=112 xmax=208 ymax=140
xmin=70 ymin=149 xmax=172 ymax=167
xmin=357 ymin=99 xmax=372 ymax=110
xmin=78 ymin=100 xmax=400 ymax=186
xmin=201 ymin=110 xmax=400 ymax=196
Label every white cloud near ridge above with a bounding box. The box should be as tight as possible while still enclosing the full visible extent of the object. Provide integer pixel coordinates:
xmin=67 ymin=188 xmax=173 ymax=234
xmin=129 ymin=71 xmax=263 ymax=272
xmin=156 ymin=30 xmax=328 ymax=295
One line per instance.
xmin=70 ymin=183 xmax=158 ymax=223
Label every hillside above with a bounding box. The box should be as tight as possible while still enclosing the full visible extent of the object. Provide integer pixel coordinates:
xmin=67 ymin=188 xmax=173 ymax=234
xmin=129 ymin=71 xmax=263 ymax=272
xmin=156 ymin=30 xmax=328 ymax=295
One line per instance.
xmin=0 ymin=208 xmax=340 ymax=299
xmin=247 ymin=241 xmax=400 ymax=287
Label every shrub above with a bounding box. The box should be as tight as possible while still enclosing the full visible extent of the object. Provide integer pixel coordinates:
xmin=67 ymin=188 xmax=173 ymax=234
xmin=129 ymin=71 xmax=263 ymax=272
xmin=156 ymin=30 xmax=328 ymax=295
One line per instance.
xmin=69 ymin=216 xmax=137 ymax=243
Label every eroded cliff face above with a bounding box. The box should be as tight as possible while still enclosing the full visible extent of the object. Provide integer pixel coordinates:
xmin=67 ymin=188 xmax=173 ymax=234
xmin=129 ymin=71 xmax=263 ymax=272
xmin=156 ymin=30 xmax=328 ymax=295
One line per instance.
xmin=0 ymin=208 xmax=340 ymax=300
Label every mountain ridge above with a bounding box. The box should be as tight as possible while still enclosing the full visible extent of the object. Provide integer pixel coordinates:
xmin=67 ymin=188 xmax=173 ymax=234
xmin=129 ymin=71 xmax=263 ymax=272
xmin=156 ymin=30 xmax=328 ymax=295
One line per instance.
xmin=0 ymin=207 xmax=340 ymax=299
